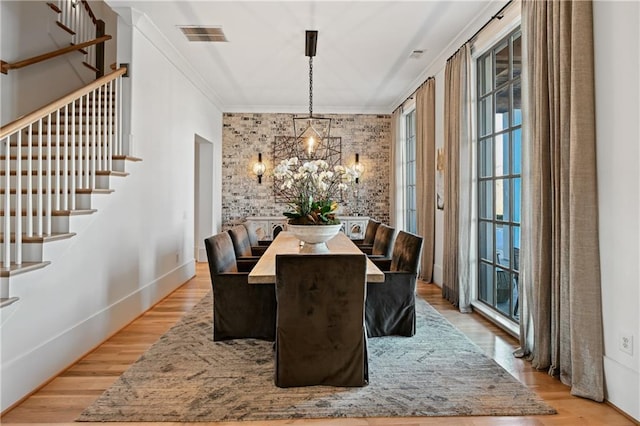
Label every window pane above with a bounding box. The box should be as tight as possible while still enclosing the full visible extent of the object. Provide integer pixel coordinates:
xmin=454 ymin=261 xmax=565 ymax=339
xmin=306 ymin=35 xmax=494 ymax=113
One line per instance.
xmin=513 ymin=177 xmax=521 ymax=223
xmin=512 ymin=33 xmax=522 ymax=79
xmin=479 ymin=221 xmax=494 ymax=261
xmin=479 ymin=180 xmax=493 ymax=219
xmin=479 ymin=55 xmax=492 ymax=95
xmin=495 ymin=42 xmax=509 ymax=88
xmin=408 ymin=161 xmax=415 ymax=184
xmin=479 ymin=96 xmax=493 ymax=136
xmin=495 ymin=86 xmax=509 ymax=132
xmin=512 ymin=82 xmax=522 ymax=126
xmin=512 ymin=128 xmax=522 ymax=174
xmin=496 ymin=267 xmax=512 ymax=315
xmin=410 ymin=185 xmax=415 ymax=208
xmin=479 ymin=262 xmax=494 ymax=305
xmin=503 ymin=179 xmax=511 ymax=221
xmin=496 ymin=224 xmax=510 ymax=267
xmin=494 ymin=133 xmax=509 ymax=177
xmin=496 ymin=178 xmax=510 ymax=221
xmin=513 ymin=226 xmax=521 ymax=271
xmin=479 ymin=138 xmax=492 ymax=177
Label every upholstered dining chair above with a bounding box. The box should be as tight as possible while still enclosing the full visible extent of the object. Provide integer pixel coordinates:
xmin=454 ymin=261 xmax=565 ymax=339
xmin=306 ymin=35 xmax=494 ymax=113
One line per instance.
xmin=352 ymin=218 xmax=381 ymax=249
xmin=366 ymin=230 xmax=424 ymax=337
xmin=361 ymin=223 xmax=395 ymax=260
xmin=274 ymin=254 xmax=369 ymax=388
xmin=227 ymin=225 xmax=263 ymax=271
xmin=243 ymin=222 xmax=272 ymax=249
xmin=204 ymin=232 xmax=276 ymax=341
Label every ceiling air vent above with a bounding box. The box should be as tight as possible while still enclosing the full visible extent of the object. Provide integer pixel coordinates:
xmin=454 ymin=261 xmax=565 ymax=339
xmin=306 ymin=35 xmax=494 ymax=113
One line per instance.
xmin=179 ymin=26 xmax=228 ymax=42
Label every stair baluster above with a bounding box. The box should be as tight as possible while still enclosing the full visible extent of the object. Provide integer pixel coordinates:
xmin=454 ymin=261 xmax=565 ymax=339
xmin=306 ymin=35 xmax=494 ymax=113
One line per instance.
xmin=0 ymin=67 xmax=129 ymax=274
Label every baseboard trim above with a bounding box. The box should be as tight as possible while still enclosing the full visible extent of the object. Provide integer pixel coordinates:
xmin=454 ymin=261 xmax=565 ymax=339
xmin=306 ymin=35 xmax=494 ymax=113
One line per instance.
xmin=603 ymin=355 xmax=640 ymax=422
xmin=0 ymin=260 xmax=195 ymax=414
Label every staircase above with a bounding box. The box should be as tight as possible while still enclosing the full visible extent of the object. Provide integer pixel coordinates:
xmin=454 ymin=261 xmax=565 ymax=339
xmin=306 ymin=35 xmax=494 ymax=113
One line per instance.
xmin=0 ymin=1 xmax=138 ymax=307
xmin=47 ymin=0 xmax=107 ymax=77
xmin=0 ymin=72 xmax=136 ymax=308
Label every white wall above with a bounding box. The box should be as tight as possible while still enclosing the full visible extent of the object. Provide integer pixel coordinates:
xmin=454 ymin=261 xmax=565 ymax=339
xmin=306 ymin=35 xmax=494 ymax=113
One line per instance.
xmin=0 ymin=1 xmax=118 ymax=125
xmin=0 ymin=6 xmax=223 ymax=412
xmin=593 ymin=0 xmax=640 ymax=420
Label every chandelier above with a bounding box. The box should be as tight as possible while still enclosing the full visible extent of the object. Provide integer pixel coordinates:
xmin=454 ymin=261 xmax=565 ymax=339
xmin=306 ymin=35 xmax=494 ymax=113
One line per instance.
xmin=292 ymin=30 xmax=332 ymax=159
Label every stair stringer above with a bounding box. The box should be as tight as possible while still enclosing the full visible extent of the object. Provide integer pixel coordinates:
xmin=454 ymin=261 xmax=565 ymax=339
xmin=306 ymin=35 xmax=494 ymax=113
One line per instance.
xmin=0 ymin=157 xmax=196 ymax=413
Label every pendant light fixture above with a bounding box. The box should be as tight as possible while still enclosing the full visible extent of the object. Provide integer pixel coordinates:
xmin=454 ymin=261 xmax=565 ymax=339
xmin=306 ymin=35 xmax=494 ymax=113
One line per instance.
xmin=292 ymin=30 xmax=331 ymax=159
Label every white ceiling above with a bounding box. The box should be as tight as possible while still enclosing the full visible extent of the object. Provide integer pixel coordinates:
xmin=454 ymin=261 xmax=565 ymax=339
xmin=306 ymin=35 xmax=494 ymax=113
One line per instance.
xmin=105 ymin=1 xmax=508 ymax=114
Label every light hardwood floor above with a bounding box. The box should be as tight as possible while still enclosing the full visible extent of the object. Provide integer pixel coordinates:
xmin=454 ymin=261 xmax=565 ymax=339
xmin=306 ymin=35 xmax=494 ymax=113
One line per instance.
xmin=2 ymin=262 xmax=636 ymax=426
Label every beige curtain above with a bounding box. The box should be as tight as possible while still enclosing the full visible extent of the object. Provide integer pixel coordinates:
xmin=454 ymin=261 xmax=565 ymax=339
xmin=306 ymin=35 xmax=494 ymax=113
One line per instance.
xmin=389 ymin=108 xmax=402 ymax=228
xmin=456 ymin=45 xmax=473 ymax=313
xmin=520 ymin=0 xmax=604 ymax=402
xmin=415 ymin=79 xmax=436 ymax=282
xmin=442 ymin=47 xmax=466 ymax=306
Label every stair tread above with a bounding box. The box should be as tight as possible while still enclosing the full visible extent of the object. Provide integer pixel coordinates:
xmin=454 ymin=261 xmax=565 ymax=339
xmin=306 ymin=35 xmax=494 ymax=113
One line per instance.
xmin=113 ymin=155 xmax=143 ymax=162
xmin=0 ymin=297 xmax=20 ymax=308
xmin=82 ymin=61 xmax=99 ymax=72
xmin=0 ymin=232 xmax=76 ymax=244
xmin=7 ymin=170 xmax=124 ymax=176
xmin=1 ymin=154 xmax=118 ymax=160
xmin=56 ymin=20 xmax=75 ymax=35
xmin=1 ymin=209 xmax=97 ymax=216
xmin=0 ymin=188 xmax=114 ymax=195
xmin=0 ymin=261 xmax=51 ymax=277
xmin=1 ymin=155 xmax=141 ymax=165
xmin=96 ymin=170 xmax=128 ymax=177
xmin=47 ymin=2 xmax=61 ymax=13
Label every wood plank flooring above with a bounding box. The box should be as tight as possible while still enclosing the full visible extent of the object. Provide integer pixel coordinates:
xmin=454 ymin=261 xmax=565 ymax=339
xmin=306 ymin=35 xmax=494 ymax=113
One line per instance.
xmin=1 ymin=262 xmax=636 ymax=425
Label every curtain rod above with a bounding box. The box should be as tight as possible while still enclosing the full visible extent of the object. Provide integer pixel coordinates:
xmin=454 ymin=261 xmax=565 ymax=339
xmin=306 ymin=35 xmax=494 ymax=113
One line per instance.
xmin=394 ymin=76 xmax=435 ymax=114
xmin=445 ymin=0 xmax=513 ymax=64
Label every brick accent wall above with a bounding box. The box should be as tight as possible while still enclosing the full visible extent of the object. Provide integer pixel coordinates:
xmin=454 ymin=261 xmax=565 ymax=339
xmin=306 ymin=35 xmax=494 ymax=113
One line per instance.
xmin=222 ymin=113 xmax=391 ymax=227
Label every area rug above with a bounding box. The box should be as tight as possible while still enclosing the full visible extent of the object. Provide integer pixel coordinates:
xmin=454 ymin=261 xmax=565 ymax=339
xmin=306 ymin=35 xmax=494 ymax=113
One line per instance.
xmin=77 ymin=293 xmax=556 ymax=422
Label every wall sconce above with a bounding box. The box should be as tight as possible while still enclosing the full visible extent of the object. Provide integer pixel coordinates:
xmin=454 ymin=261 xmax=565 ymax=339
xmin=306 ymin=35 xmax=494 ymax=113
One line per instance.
xmin=353 ymin=153 xmax=365 ymax=184
xmin=252 ymin=153 xmax=266 ymax=184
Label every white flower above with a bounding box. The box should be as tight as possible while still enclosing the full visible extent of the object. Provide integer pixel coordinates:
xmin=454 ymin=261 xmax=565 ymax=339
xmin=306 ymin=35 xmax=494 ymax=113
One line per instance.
xmin=274 ymin=156 xmax=356 ymax=223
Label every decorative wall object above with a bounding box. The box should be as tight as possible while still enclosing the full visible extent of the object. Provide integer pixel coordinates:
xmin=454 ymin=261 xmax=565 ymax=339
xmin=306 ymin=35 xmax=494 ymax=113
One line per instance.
xmin=222 ymin=113 xmax=391 ymax=228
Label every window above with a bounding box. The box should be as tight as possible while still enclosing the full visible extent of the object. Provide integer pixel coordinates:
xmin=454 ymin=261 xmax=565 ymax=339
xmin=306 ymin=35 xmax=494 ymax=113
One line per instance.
xmin=476 ymin=29 xmax=522 ymax=323
xmin=404 ymin=109 xmax=417 ymax=234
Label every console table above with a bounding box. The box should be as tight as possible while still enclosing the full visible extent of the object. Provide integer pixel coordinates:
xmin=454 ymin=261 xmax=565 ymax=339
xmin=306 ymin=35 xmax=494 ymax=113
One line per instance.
xmin=245 ymin=216 xmax=370 ymax=241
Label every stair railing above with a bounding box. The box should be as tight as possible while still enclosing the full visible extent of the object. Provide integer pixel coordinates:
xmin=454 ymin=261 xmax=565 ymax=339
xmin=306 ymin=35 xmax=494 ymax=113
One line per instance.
xmin=47 ymin=0 xmax=107 ymax=77
xmin=1 ymin=35 xmax=112 ymax=75
xmin=0 ymin=66 xmax=127 ymax=268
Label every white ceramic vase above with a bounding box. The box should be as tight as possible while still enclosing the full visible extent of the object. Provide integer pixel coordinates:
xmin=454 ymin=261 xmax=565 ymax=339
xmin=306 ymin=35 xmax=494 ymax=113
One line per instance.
xmin=287 ymin=224 xmax=342 ymax=253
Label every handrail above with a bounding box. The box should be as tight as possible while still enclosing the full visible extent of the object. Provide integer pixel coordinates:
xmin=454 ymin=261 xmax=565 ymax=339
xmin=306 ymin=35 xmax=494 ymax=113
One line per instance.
xmin=1 ymin=66 xmax=127 ymax=137
xmin=1 ymin=35 xmax=111 ymax=75
xmin=81 ymin=0 xmax=98 ymax=24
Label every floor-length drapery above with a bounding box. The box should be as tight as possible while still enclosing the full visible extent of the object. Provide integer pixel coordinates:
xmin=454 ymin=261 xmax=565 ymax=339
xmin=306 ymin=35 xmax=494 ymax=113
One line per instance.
xmin=415 ymin=78 xmax=436 ymax=282
xmin=520 ymin=0 xmax=604 ymax=402
xmin=455 ymin=45 xmax=473 ymax=313
xmin=442 ymin=45 xmax=471 ymax=310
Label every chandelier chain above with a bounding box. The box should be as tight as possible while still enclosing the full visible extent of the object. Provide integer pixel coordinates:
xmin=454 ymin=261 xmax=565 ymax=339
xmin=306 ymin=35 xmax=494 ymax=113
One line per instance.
xmin=309 ymin=56 xmax=313 ymax=116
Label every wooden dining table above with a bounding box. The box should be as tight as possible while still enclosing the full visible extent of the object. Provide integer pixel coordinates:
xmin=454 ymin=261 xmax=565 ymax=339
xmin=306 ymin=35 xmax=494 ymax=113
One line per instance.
xmin=248 ymin=231 xmax=385 ymax=284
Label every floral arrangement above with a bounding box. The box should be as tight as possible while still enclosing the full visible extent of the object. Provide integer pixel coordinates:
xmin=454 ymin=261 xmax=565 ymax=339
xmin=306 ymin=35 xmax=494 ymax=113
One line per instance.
xmin=273 ymin=157 xmax=358 ymax=225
